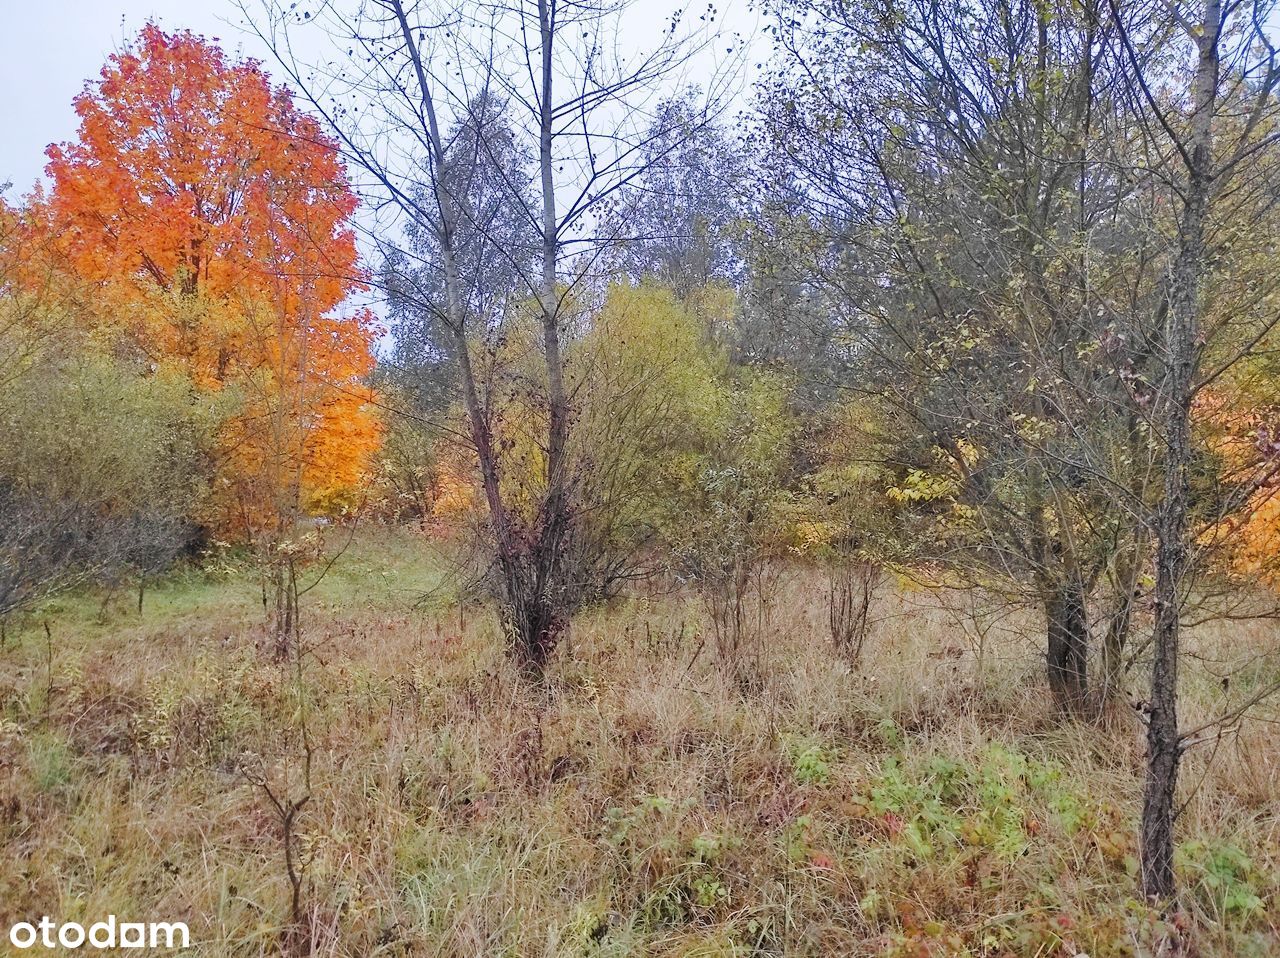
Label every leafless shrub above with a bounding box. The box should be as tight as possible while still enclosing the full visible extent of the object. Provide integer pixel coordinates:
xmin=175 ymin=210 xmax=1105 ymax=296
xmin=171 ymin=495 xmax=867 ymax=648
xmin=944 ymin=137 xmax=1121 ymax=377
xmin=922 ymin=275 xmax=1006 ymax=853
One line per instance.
xmin=828 ymin=562 xmax=882 ymax=666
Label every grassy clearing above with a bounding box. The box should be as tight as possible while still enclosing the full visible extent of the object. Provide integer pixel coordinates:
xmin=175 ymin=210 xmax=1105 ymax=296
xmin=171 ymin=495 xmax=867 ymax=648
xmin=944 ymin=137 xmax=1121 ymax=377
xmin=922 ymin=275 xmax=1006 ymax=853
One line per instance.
xmin=0 ymin=530 xmax=1277 ymax=956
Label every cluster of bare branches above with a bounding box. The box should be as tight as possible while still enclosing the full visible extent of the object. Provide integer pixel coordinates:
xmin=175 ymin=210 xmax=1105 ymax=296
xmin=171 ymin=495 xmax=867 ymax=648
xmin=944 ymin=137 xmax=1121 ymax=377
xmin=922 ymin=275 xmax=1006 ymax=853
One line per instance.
xmin=241 ymin=0 xmax=739 ymax=672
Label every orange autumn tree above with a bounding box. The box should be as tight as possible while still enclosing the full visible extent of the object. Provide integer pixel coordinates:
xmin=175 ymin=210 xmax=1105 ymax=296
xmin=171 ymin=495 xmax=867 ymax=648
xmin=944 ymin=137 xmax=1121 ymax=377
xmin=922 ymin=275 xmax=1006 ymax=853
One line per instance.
xmin=1197 ymin=385 xmax=1280 ymax=588
xmin=42 ymin=23 xmax=379 ymax=533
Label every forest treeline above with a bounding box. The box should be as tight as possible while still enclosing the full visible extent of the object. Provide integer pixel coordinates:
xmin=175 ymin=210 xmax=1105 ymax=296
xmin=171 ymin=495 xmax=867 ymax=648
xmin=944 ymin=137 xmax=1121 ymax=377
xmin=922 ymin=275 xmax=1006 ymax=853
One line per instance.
xmin=3 ymin=0 xmax=1280 ymax=910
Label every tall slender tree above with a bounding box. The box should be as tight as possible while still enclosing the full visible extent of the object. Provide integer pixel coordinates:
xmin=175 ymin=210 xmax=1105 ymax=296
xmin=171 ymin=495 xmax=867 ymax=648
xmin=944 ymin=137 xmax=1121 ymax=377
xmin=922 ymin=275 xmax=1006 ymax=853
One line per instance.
xmin=247 ymin=0 xmax=725 ymax=672
xmin=1105 ymin=0 xmax=1280 ymax=903
xmin=764 ymin=0 xmax=1280 ymax=906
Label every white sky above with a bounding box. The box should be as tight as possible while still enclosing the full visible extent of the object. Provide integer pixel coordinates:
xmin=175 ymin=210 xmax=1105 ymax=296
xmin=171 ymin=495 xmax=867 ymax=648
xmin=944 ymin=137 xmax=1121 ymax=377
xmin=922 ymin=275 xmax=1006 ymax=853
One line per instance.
xmin=1 ymin=0 xmax=261 ymax=195
xmin=0 ymin=0 xmax=766 ymax=201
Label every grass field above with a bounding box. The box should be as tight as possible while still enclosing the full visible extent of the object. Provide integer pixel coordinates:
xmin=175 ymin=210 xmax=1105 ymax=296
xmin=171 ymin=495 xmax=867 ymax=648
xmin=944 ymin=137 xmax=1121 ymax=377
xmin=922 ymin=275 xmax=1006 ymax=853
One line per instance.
xmin=1 ymin=528 xmax=1277 ymax=956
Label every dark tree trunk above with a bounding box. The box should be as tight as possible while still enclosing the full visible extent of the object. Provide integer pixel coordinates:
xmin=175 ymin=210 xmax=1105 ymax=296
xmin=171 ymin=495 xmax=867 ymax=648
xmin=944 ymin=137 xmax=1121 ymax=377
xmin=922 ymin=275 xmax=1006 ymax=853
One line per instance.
xmin=528 ymin=0 xmax=573 ymax=675
xmin=389 ymin=3 xmax=573 ymax=678
xmin=1045 ymin=579 xmax=1089 ymax=714
xmin=1139 ymin=0 xmax=1220 ymax=904
xmin=505 ymin=590 xmax=565 ymax=675
xmin=1144 ymin=487 xmax=1188 ymax=901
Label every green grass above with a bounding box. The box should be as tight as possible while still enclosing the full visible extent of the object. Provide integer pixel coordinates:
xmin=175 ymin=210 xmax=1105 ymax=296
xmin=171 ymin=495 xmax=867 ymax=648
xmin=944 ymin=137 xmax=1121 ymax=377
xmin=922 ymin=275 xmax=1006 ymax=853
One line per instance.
xmin=4 ymin=526 xmax=454 ymax=651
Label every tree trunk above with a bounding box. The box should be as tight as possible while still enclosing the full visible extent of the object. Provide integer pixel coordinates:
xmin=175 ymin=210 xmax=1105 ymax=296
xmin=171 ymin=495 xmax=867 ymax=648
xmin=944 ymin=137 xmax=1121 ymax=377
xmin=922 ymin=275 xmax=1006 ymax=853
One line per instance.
xmin=1099 ymin=536 xmax=1143 ymax=713
xmin=505 ymin=590 xmax=564 ymax=676
xmin=1045 ymin=578 xmax=1089 ymax=714
xmin=501 ymin=0 xmax=574 ymax=675
xmin=391 ymin=1 xmax=564 ymax=674
xmin=1140 ymin=0 xmax=1220 ymax=904
xmin=536 ymin=0 xmax=570 ymax=560
xmin=1100 ymin=590 xmax=1131 ymax=707
xmin=1144 ymin=490 xmax=1187 ymax=902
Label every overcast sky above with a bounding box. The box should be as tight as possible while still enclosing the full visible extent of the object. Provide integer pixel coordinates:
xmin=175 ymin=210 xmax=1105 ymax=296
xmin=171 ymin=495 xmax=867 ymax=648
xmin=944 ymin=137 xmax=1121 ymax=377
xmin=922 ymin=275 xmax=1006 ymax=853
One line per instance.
xmin=1 ymin=1 xmax=265 ymax=195
xmin=0 ymin=0 xmax=765 ymax=201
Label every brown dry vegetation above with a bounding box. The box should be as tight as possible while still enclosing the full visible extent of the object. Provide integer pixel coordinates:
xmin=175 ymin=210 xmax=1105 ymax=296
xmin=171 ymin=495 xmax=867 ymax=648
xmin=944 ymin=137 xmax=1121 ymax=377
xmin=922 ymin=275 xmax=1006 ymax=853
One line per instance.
xmin=0 ymin=529 xmax=1278 ymax=957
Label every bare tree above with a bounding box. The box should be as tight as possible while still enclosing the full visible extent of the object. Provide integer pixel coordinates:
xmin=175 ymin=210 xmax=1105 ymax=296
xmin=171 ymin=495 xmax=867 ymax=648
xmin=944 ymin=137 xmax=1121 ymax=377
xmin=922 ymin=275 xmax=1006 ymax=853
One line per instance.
xmin=381 ymin=92 xmax=538 ymax=415
xmin=245 ymin=0 xmax=728 ymax=673
xmin=1104 ymin=0 xmax=1280 ymax=904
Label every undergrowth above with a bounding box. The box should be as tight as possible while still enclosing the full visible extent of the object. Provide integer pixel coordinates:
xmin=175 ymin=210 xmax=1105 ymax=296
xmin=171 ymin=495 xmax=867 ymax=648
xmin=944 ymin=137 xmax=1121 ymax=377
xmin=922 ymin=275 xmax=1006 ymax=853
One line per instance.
xmin=0 ymin=530 xmax=1276 ymax=956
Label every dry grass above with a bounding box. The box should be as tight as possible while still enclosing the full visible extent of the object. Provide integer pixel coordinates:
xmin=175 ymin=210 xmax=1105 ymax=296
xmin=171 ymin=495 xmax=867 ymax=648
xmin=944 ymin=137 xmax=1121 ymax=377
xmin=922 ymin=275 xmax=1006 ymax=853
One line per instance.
xmin=0 ymin=530 xmax=1278 ymax=956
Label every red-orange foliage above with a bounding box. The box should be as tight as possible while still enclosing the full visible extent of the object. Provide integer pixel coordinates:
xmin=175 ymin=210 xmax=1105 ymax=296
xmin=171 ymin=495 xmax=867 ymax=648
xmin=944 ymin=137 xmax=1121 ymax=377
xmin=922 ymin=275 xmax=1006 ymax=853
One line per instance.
xmin=42 ymin=24 xmax=379 ymax=527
